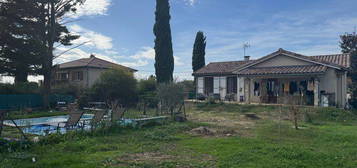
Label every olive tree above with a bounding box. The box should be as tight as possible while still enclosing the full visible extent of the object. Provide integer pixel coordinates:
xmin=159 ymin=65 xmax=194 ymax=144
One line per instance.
xmin=92 ymin=68 xmax=137 ymax=107
xmin=157 ymin=82 xmax=185 ymax=116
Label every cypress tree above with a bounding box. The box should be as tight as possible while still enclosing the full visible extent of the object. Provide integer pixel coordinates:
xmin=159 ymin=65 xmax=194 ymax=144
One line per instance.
xmin=340 ymin=32 xmax=357 ymax=108
xmin=192 ymin=31 xmax=206 ymax=72
xmin=153 ymin=0 xmax=174 ymax=83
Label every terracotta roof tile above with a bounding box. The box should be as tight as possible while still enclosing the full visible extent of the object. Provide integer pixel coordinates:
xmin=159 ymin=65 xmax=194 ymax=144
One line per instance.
xmin=310 ymin=54 xmax=350 ymax=68
xmin=193 ymin=60 xmax=254 ymax=76
xmin=58 ymin=56 xmax=137 ymax=72
xmin=237 ymin=65 xmax=327 ymax=76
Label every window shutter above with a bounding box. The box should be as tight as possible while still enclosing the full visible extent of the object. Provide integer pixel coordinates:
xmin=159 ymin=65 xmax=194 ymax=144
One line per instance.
xmin=197 ymin=77 xmax=204 ymax=94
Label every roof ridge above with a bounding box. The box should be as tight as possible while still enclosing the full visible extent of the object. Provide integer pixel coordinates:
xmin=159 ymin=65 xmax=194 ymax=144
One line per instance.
xmin=209 ymin=60 xmax=252 ymax=64
xmin=250 ymin=64 xmax=323 ymax=69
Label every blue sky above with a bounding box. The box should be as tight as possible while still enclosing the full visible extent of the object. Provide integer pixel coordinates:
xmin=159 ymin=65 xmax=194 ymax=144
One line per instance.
xmin=51 ymin=0 xmax=357 ymax=81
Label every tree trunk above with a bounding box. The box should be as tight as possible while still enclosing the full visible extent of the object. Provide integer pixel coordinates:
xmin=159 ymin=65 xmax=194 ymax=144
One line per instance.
xmin=43 ymin=2 xmax=56 ymax=109
xmin=14 ymin=72 xmax=28 ymax=84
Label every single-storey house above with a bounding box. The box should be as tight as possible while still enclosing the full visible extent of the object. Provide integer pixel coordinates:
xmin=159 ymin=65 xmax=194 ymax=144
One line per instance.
xmin=52 ymin=54 xmax=137 ymax=88
xmin=193 ymin=48 xmax=350 ymax=107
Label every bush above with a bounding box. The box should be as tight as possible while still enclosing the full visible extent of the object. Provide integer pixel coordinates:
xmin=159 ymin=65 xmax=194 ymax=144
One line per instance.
xmin=91 ymin=68 xmax=138 ymax=106
xmin=0 ymin=82 xmax=40 ymax=94
xmin=138 ymin=76 xmax=158 ymax=108
xmin=51 ymin=84 xmax=84 ymax=97
xmin=350 ymin=86 xmax=357 ymax=109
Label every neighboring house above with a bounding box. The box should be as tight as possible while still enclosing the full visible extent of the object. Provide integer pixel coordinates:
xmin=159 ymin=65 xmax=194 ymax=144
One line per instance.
xmin=193 ymin=48 xmax=351 ymax=108
xmin=52 ymin=54 xmax=137 ymax=88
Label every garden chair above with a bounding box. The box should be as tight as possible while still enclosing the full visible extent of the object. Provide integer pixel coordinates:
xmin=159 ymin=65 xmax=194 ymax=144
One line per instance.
xmin=57 ymin=103 xmax=85 ymax=129
xmin=90 ymin=109 xmax=107 ymax=127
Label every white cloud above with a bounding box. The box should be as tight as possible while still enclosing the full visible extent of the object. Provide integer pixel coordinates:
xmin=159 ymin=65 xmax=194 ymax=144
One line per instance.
xmin=72 ymin=0 xmax=111 ymax=18
xmin=121 ymin=60 xmax=149 ymax=67
xmin=184 ymin=0 xmax=197 ymax=6
xmin=130 ymin=47 xmax=155 ymax=60
xmin=174 ymin=56 xmax=183 ymax=66
xmin=69 ymin=24 xmax=113 ymax=50
xmin=203 ymin=14 xmax=357 ymax=61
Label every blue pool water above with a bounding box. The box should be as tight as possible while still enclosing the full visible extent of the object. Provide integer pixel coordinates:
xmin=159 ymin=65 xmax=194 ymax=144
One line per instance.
xmin=3 ymin=114 xmax=94 ymax=136
xmin=3 ymin=114 xmax=93 ymax=127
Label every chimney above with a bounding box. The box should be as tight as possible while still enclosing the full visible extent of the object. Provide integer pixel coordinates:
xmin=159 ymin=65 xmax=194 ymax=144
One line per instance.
xmin=244 ymin=56 xmax=250 ymax=61
xmin=90 ymin=54 xmax=95 ymax=58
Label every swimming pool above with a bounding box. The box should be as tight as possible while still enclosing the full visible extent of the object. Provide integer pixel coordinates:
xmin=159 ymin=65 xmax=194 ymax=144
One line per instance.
xmin=3 ymin=114 xmax=94 ymax=127
xmin=3 ymin=114 xmax=94 ymax=136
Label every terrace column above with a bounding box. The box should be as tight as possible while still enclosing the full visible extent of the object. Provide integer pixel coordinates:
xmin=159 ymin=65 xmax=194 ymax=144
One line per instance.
xmin=213 ymin=77 xmax=220 ymax=95
xmin=219 ymin=76 xmax=227 ymax=100
xmin=314 ymin=78 xmax=320 ymax=106
xmin=245 ymin=78 xmax=251 ymax=104
xmin=237 ymin=76 xmax=240 ymax=102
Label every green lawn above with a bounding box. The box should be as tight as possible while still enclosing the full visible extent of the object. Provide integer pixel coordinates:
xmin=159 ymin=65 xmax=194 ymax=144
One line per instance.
xmin=1 ymin=103 xmax=357 ymax=168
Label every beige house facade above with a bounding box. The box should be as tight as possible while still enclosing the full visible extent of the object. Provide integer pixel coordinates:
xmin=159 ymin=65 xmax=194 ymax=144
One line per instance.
xmin=193 ymin=49 xmax=350 ymax=108
xmin=52 ymin=55 xmax=137 ymax=88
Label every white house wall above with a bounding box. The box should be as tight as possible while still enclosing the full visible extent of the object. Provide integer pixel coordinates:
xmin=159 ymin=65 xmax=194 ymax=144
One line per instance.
xmin=319 ymin=68 xmax=338 ymax=105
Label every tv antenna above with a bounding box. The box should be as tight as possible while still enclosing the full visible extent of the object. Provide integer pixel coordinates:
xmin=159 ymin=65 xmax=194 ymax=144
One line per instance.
xmin=243 ymin=42 xmax=251 ymax=56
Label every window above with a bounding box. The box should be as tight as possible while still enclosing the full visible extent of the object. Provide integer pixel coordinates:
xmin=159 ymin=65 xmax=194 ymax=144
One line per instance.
xmin=56 ymin=73 xmax=68 ymax=80
xmin=72 ymin=71 xmax=83 ymax=81
xmin=227 ymin=76 xmax=237 ymax=94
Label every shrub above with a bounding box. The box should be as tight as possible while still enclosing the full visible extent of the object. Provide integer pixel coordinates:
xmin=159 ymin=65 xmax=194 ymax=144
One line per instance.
xmin=138 ymin=76 xmax=158 ymax=108
xmin=51 ymin=84 xmax=84 ymax=97
xmin=92 ymin=68 xmax=138 ymax=106
xmin=177 ymin=80 xmax=195 ymax=99
xmin=0 ymin=82 xmax=40 ymax=94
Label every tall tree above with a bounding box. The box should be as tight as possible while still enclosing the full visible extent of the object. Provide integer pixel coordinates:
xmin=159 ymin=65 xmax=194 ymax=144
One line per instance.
xmin=0 ymin=0 xmax=44 ymax=83
xmin=38 ymin=0 xmax=83 ymax=107
xmin=192 ymin=31 xmax=206 ymax=72
xmin=340 ymin=32 xmax=357 ymax=108
xmin=153 ymin=0 xmax=174 ymax=83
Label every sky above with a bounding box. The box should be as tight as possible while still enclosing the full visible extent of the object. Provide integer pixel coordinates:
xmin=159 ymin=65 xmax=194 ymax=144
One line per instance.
xmin=2 ymin=0 xmax=357 ymax=83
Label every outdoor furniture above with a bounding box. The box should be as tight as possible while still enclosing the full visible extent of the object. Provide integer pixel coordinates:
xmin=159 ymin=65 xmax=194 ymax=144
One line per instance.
xmin=89 ymin=109 xmax=107 ymax=128
xmin=57 ymin=104 xmax=85 ymax=129
xmin=63 ymin=111 xmax=85 ymax=128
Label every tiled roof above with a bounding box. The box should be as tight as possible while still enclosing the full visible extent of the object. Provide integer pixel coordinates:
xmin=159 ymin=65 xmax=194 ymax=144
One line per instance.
xmin=237 ymin=65 xmax=327 ymax=76
xmin=58 ymin=56 xmax=137 ymax=72
xmin=193 ymin=49 xmax=350 ymax=76
xmin=310 ymin=54 xmax=350 ymax=68
xmin=192 ymin=60 xmax=253 ymax=76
